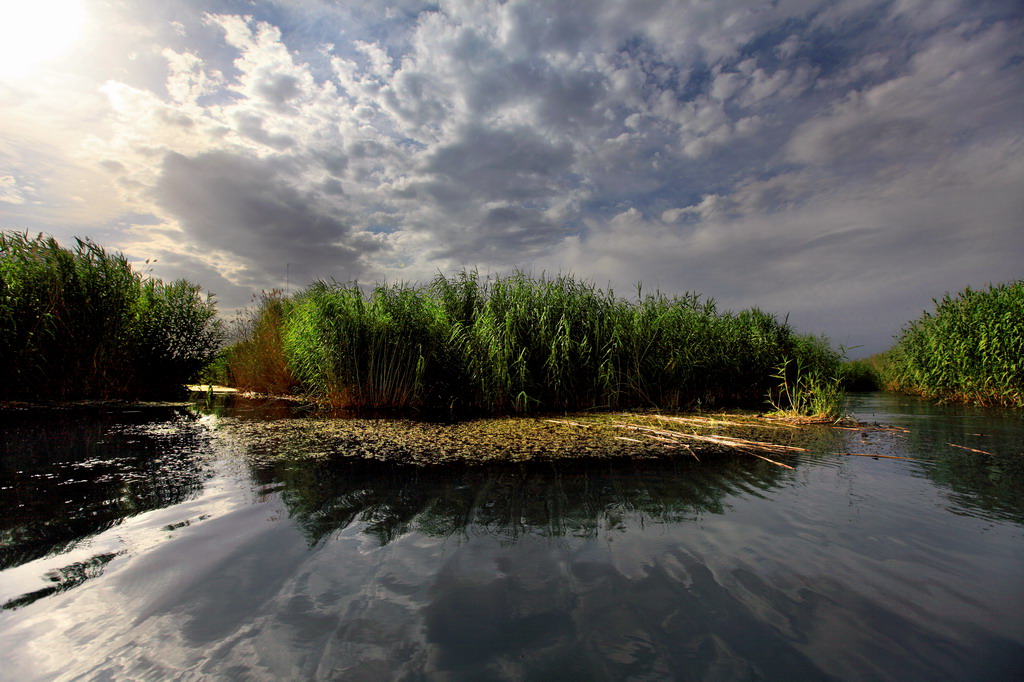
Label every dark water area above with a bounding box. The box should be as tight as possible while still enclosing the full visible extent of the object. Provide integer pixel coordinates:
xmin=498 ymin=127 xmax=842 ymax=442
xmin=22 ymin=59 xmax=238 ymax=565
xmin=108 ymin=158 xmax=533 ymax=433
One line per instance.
xmin=1 ymin=393 xmax=1022 ymax=680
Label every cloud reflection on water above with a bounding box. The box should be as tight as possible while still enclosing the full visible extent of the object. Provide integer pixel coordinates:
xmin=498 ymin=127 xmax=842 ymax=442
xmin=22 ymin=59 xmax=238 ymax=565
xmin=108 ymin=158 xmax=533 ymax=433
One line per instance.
xmin=1 ymin=396 xmax=1022 ymax=680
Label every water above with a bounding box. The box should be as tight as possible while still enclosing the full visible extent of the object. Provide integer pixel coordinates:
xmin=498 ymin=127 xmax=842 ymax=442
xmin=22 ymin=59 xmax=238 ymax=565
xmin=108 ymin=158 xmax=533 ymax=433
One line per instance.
xmin=1 ymin=393 xmax=1022 ymax=680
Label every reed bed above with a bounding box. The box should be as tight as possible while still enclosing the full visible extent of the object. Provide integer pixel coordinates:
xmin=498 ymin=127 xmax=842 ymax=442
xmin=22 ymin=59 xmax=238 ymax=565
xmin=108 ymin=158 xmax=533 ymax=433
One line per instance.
xmin=230 ymin=270 xmax=843 ymax=414
xmin=220 ymin=290 xmax=297 ymax=394
xmin=882 ymin=282 xmax=1023 ymax=407
xmin=0 ymin=232 xmax=223 ymax=400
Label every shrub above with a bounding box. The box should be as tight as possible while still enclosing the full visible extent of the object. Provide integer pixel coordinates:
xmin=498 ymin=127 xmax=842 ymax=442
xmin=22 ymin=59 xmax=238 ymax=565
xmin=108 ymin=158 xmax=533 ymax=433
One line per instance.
xmin=841 ymin=357 xmax=883 ymax=391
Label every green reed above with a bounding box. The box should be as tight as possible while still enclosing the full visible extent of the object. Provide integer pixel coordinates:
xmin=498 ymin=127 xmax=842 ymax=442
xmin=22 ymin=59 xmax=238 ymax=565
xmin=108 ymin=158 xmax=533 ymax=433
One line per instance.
xmin=767 ymin=354 xmax=846 ymax=421
xmin=883 ymin=282 xmax=1023 ymax=407
xmin=0 ymin=231 xmax=223 ymax=400
xmin=840 ymin=357 xmax=883 ymax=391
xmin=238 ymin=270 xmax=842 ymax=413
xmin=284 ymin=280 xmax=451 ymax=409
xmin=222 ymin=290 xmax=297 ymax=394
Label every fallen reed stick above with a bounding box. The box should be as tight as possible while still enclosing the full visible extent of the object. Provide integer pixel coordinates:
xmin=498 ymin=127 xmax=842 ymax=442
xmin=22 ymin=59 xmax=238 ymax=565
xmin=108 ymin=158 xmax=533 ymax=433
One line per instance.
xmin=947 ymin=443 xmax=994 ymax=455
xmin=544 ymin=419 xmax=591 ymax=428
xmin=652 ymin=414 xmax=790 ymax=430
xmin=610 ymin=423 xmax=807 ymax=455
xmin=614 ymin=433 xmax=701 ymax=461
xmin=735 ymin=448 xmax=794 ymax=469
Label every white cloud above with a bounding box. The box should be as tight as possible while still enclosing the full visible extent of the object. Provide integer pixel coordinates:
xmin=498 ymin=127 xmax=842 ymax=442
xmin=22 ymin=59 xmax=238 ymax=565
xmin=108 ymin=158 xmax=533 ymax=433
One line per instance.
xmin=0 ymin=176 xmax=27 ymax=205
xmin=163 ymin=49 xmax=223 ymax=106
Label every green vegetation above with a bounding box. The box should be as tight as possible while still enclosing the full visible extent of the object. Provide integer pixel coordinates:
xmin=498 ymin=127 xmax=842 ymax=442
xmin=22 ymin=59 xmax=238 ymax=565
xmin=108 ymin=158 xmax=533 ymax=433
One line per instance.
xmin=227 ymin=271 xmax=842 ymax=414
xmin=21 ymin=236 xmax=1020 ymax=413
xmin=0 ymin=232 xmax=223 ymax=400
xmin=215 ymin=290 xmax=296 ymax=393
xmin=840 ymin=356 xmax=884 ymax=391
xmin=881 ymin=282 xmax=1023 ymax=407
xmin=768 ymin=354 xmax=846 ymax=422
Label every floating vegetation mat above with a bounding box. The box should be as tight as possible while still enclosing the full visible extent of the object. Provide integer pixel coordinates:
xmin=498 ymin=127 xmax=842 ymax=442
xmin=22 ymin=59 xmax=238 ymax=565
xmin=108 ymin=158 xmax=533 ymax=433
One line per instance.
xmin=200 ymin=406 xmax=908 ymax=467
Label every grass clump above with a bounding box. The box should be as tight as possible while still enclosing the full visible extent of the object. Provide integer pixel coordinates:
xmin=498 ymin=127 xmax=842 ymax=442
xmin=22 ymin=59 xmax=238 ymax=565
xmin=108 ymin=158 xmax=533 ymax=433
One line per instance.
xmin=0 ymin=232 xmax=223 ymax=400
xmin=767 ymin=353 xmax=845 ymax=422
xmin=229 ymin=270 xmax=843 ymax=414
xmin=882 ymin=282 xmax=1023 ymax=407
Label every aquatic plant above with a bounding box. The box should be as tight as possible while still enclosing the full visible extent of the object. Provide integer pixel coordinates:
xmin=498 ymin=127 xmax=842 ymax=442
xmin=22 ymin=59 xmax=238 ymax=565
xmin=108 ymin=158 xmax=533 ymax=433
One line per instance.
xmin=767 ymin=355 xmax=846 ymax=422
xmin=0 ymin=231 xmax=223 ymax=400
xmin=284 ymin=281 xmax=452 ymax=409
xmin=840 ymin=356 xmax=883 ymax=391
xmin=224 ymin=290 xmax=296 ymax=394
xmin=883 ymin=282 xmax=1023 ymax=407
xmin=229 ymin=270 xmax=842 ymax=413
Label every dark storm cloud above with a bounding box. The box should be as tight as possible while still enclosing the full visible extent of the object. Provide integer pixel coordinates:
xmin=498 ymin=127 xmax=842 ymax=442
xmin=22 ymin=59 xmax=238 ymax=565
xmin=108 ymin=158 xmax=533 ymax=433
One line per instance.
xmin=256 ymin=73 xmax=302 ymax=108
xmin=154 ymin=151 xmax=381 ymax=286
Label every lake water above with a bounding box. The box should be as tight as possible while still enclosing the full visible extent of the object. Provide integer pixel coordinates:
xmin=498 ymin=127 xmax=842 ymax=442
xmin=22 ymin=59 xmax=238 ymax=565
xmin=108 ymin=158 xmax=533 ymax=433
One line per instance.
xmin=1 ymin=393 xmax=1022 ymax=680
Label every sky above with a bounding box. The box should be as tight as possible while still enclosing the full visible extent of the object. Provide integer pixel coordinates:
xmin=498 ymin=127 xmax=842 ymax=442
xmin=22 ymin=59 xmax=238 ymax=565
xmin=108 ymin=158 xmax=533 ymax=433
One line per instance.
xmin=1 ymin=0 xmax=1021 ymax=356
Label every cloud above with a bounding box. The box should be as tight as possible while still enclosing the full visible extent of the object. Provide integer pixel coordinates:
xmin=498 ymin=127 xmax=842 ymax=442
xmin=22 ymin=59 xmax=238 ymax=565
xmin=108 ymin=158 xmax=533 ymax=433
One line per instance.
xmin=0 ymin=176 xmax=27 ymax=205
xmin=425 ymin=125 xmax=575 ymax=201
xmin=2 ymin=0 xmax=1021 ymax=354
xmin=153 ymin=151 xmax=383 ymax=287
xmin=788 ymin=20 xmax=1023 ymax=166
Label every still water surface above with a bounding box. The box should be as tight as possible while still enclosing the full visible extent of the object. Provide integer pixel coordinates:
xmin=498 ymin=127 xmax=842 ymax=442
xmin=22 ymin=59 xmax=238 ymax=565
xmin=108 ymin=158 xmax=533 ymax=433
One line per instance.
xmin=1 ymin=393 xmax=1022 ymax=680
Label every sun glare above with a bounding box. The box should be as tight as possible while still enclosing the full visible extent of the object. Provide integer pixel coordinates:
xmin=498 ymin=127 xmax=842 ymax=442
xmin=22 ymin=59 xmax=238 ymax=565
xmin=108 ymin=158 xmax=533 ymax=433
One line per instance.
xmin=0 ymin=0 xmax=86 ymax=79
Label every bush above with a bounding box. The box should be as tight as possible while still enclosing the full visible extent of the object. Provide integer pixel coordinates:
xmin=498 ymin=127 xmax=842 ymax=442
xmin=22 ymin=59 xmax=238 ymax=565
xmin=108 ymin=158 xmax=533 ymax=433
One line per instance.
xmin=0 ymin=232 xmax=223 ymax=400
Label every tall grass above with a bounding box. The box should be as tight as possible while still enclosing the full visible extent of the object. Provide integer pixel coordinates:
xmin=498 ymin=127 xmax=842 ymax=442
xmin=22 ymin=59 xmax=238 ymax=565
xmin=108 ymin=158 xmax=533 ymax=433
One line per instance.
xmin=284 ymin=281 xmax=450 ymax=408
xmin=883 ymin=282 xmax=1023 ymax=407
xmin=840 ymin=356 xmax=884 ymax=391
xmin=767 ymin=353 xmax=845 ymax=421
xmin=222 ymin=290 xmax=297 ymax=394
xmin=233 ymin=270 xmax=842 ymax=414
xmin=0 ymin=232 xmax=223 ymax=400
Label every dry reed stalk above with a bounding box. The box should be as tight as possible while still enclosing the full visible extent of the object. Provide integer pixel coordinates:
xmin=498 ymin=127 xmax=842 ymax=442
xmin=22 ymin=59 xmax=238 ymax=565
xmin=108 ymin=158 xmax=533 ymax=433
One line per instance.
xmin=669 ymin=430 xmax=806 ymax=453
xmin=652 ymin=414 xmax=789 ymax=430
xmin=644 ymin=434 xmax=687 ymax=445
xmin=682 ymin=443 xmax=700 ymax=462
xmin=610 ymin=423 xmax=807 ymax=455
xmin=735 ymin=448 xmax=795 ymax=469
xmin=610 ymin=423 xmax=686 ymax=438
xmin=612 ymin=429 xmax=701 ymax=461
xmin=543 ymin=419 xmax=591 ymax=428
xmin=946 ymin=443 xmax=994 ymax=455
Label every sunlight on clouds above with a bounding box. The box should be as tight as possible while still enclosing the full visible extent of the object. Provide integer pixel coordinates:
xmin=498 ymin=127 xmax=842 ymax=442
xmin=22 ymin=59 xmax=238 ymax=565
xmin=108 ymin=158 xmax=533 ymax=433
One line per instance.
xmin=0 ymin=0 xmax=86 ymax=79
